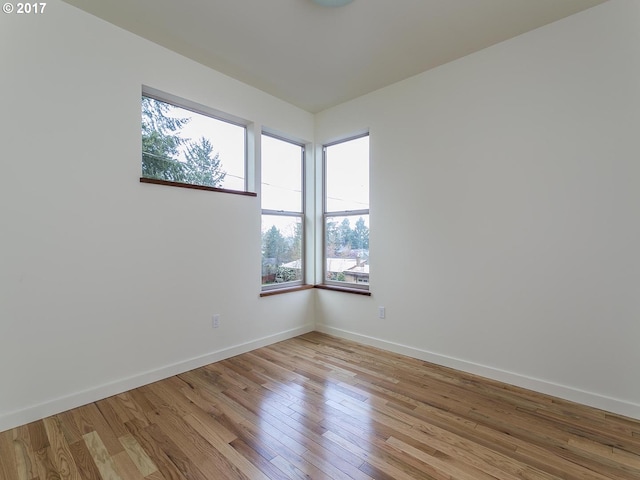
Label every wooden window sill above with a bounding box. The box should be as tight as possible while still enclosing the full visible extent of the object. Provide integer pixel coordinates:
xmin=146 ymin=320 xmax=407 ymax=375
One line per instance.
xmin=314 ymin=284 xmax=372 ymax=296
xmin=260 ymin=285 xmax=314 ymax=297
xmin=140 ymin=177 xmax=257 ymax=197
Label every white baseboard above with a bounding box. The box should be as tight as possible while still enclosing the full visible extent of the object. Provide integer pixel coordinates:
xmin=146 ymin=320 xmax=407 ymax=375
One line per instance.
xmin=0 ymin=324 xmax=314 ymax=433
xmin=316 ymin=325 xmax=640 ymax=421
xmin=4 ymin=322 xmax=637 ymax=432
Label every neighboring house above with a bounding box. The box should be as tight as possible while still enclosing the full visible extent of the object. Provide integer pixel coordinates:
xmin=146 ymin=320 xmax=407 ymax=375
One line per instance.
xmin=326 ymin=256 xmax=369 ymax=284
xmin=343 ymin=263 xmax=369 ymax=285
xmin=279 ymin=257 xmax=370 ymax=284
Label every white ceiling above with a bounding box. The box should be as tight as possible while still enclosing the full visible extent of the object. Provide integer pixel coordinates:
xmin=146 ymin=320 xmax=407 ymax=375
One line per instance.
xmin=62 ymin=0 xmax=607 ymax=113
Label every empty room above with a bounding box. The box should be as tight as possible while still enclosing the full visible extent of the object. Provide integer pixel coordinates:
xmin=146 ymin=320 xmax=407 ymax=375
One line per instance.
xmin=1 ymin=0 xmax=639 ymax=478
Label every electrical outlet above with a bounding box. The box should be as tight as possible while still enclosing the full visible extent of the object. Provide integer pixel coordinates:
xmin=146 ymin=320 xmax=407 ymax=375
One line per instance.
xmin=212 ymin=314 xmax=220 ymax=328
xmin=378 ymin=306 xmax=385 ymax=319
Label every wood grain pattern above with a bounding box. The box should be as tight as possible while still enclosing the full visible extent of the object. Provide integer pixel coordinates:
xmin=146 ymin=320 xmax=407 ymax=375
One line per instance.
xmin=111 ymin=452 xmax=145 ymax=480
xmin=1 ymin=332 xmax=639 ymax=479
xmin=69 ymin=439 xmax=103 ymax=480
xmin=118 ymin=434 xmax=157 ymax=477
xmin=0 ymin=430 xmax=19 ymax=480
xmin=10 ymin=426 xmax=36 ymax=480
xmin=43 ymin=416 xmax=80 ymax=480
xmin=83 ymin=431 xmax=122 ymax=480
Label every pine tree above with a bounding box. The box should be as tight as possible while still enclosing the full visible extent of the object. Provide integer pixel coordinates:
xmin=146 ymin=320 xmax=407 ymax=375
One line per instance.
xmin=141 ymin=96 xmax=190 ymax=181
xmin=141 ymin=97 xmax=226 ymax=187
xmin=183 ymin=137 xmax=226 ymax=187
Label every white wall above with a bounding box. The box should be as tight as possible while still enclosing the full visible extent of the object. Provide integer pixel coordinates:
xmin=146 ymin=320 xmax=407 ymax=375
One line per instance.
xmin=315 ymin=0 xmax=640 ymax=419
xmin=0 ymin=0 xmax=315 ymax=431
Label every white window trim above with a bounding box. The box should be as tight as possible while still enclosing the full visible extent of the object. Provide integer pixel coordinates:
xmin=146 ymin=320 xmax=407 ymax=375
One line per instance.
xmin=260 ymin=132 xmax=307 ymax=291
xmin=322 ymin=133 xmax=370 ymax=291
xmin=142 ymin=85 xmax=251 ymax=193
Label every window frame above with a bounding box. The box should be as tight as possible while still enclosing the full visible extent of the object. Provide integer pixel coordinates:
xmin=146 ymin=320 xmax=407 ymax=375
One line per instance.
xmin=260 ymin=132 xmax=306 ymax=292
xmin=140 ymin=86 xmax=252 ymax=195
xmin=322 ymin=133 xmax=370 ymax=291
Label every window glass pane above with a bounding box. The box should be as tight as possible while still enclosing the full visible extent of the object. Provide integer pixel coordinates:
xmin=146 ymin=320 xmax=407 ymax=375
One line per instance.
xmin=142 ymin=95 xmax=246 ymax=190
xmin=325 ymin=214 xmax=369 ymax=285
xmin=261 ymin=135 xmax=303 ymax=212
xmin=262 ymin=215 xmax=303 ymax=286
xmin=325 ymin=135 xmax=369 ymax=212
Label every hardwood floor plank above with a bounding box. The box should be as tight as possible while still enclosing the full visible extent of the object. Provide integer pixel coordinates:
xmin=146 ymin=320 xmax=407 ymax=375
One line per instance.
xmin=223 ymin=355 xmax=277 ymax=387
xmin=386 ymin=435 xmax=507 ymax=480
xmin=611 ymin=446 xmax=640 ymax=471
xmin=73 ymin=403 xmax=124 ymax=456
xmin=142 ymin=378 xmax=199 ymax=419
xmin=26 ymin=422 xmax=49 ymax=453
xmin=149 ymin=406 xmax=246 ymax=480
xmin=124 ymin=420 xmax=187 ymax=480
xmin=96 ymin=398 xmax=130 ymax=438
xmin=112 ymin=451 xmax=146 ymax=480
xmin=136 ymin=422 xmax=204 ymax=480
xmin=337 ymin=393 xmax=542 ymax=479
xmin=203 ymin=362 xmax=253 ymax=391
xmin=119 ymin=433 xmax=158 ymax=477
xmin=215 ymin=390 xmax=308 ymax=456
xmin=472 ymin=423 xmax=619 ymax=480
xmin=55 ymin=412 xmax=82 ymax=446
xmin=42 ymin=417 xmax=80 ymax=480
xmin=0 ymin=430 xmax=20 ymax=480
xmin=228 ymin=438 xmax=291 ymax=480
xmin=299 ymin=447 xmax=373 ymax=480
xmin=116 ymin=391 xmax=153 ymax=427
xmin=178 ymin=389 xmax=237 ymax=443
xmin=323 ymin=429 xmax=433 ymax=480
xmin=216 ymin=410 xmax=283 ymax=462
xmin=183 ymin=413 xmax=269 ymax=480
xmin=82 ymin=430 xmax=123 ymax=480
xmin=145 ymin=471 xmax=167 ymax=480
xmin=10 ymin=426 xmax=37 ymax=480
xmin=269 ymin=454 xmax=327 ymax=480
xmin=68 ymin=440 xmax=102 ymax=480
xmin=178 ymin=379 xmax=296 ymax=469
xmin=2 ymin=332 xmax=639 ymax=480
xmin=33 ymin=446 xmax=61 ymax=480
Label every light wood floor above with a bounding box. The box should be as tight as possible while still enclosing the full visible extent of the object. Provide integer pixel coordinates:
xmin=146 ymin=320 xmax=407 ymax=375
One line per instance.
xmin=1 ymin=332 xmax=639 ymax=480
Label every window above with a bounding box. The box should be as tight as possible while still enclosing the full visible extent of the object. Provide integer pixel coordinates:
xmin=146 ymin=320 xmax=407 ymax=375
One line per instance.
xmin=261 ymin=134 xmax=305 ymax=290
xmin=141 ymin=88 xmax=249 ymax=194
xmin=323 ymin=134 xmax=370 ymax=289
